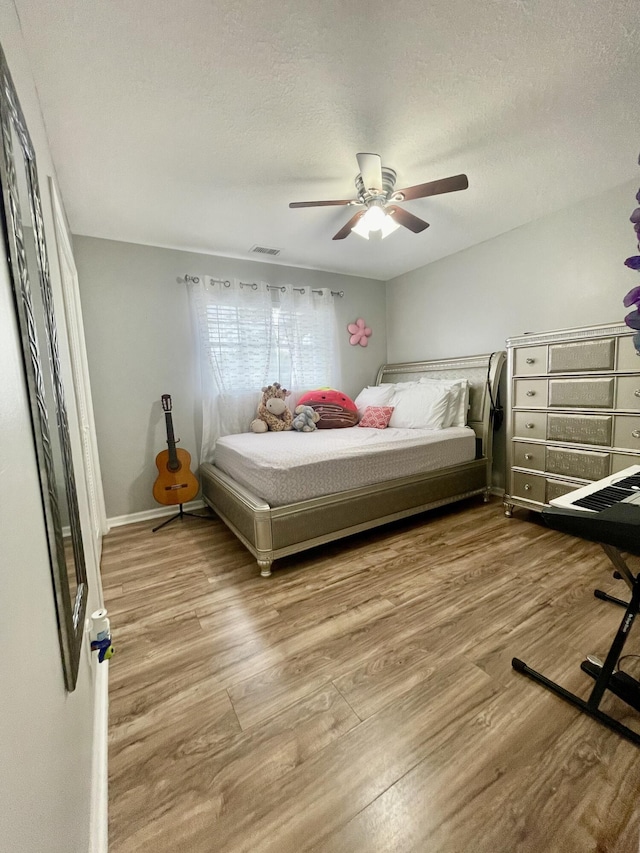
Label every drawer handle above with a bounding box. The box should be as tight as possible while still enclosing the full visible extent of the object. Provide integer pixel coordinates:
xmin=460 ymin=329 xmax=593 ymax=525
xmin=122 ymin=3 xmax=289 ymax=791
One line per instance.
xmin=524 ymin=484 xmax=531 ymax=491
xmin=526 ymin=390 xmax=535 ymax=397
xmin=633 ymin=430 xmax=640 ymax=439
xmin=525 ymin=422 xmax=535 ymax=429
xmin=634 ymin=390 xmax=640 ymax=398
xmin=526 ymin=358 xmax=535 ymax=364
xmin=524 ymin=453 xmax=533 ymax=460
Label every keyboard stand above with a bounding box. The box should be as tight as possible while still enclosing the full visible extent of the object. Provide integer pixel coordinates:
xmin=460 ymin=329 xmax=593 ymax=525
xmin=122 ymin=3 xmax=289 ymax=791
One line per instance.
xmin=512 ymin=544 xmax=640 ymax=746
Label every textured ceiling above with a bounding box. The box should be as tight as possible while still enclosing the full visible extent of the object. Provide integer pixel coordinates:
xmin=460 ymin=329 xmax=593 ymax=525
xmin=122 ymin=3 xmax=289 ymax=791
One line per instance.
xmin=12 ymin=0 xmax=640 ymax=280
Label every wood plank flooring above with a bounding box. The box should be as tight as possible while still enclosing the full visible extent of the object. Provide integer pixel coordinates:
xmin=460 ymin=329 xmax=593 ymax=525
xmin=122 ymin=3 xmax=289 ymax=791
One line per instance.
xmin=102 ymin=498 xmax=640 ymax=852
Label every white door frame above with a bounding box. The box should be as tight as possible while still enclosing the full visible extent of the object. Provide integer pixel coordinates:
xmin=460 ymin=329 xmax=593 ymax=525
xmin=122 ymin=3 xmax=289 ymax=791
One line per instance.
xmin=48 ymin=177 xmax=108 ymax=571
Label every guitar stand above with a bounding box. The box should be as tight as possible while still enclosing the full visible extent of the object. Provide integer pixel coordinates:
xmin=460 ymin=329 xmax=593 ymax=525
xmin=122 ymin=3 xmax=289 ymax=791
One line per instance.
xmin=152 ymin=503 xmax=211 ymax=533
xmin=512 ymin=544 xmax=640 ymax=746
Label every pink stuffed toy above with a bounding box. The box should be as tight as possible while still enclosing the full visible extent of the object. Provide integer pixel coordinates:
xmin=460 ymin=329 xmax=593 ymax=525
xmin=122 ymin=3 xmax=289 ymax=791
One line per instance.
xmin=297 ymin=389 xmax=358 ymax=429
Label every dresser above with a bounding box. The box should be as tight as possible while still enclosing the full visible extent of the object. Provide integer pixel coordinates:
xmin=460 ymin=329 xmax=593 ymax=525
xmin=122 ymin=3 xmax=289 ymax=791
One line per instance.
xmin=504 ymin=322 xmax=640 ymax=517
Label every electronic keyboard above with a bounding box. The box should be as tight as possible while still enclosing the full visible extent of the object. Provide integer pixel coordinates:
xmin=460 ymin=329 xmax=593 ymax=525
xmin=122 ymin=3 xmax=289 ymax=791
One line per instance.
xmin=542 ymin=465 xmax=640 ymax=555
xmin=549 ymin=464 xmax=640 ymax=513
xmin=512 ymin=462 xmax=640 ymax=746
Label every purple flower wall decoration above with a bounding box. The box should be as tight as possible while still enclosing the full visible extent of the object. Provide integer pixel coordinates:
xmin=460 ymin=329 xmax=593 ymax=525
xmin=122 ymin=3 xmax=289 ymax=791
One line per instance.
xmin=623 ymin=157 xmax=640 ymax=353
xmin=348 ymin=318 xmax=372 ymax=347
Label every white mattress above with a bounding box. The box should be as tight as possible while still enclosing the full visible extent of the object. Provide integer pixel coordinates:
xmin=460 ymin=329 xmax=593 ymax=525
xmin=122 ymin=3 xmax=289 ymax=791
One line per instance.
xmin=213 ymin=426 xmax=476 ymax=506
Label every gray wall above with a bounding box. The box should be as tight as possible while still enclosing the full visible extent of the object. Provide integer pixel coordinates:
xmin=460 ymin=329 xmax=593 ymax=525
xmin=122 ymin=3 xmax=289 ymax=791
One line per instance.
xmin=386 ymin=179 xmax=639 ymax=489
xmin=386 ymin=180 xmax=637 ymax=361
xmin=73 ymin=236 xmax=388 ymax=519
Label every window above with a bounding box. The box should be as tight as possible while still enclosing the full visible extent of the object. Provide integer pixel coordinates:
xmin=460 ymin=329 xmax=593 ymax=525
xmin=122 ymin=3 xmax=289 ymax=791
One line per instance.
xmin=190 ymin=277 xmax=341 ymax=458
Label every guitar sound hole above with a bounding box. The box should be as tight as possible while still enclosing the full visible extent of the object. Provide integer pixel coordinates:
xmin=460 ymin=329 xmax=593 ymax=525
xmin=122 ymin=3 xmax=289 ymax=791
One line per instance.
xmin=167 ymin=461 xmax=181 ymax=473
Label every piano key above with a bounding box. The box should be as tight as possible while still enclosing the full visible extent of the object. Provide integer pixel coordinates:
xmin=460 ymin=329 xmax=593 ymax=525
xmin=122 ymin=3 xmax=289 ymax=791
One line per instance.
xmin=549 ymin=464 xmax=640 ymax=513
xmin=572 ymin=485 xmax=635 ymax=511
xmin=613 ymin=474 xmax=640 ymax=489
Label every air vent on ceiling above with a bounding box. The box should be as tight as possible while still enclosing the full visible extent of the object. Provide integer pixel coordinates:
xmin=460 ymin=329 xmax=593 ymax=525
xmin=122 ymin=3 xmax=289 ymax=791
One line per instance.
xmin=250 ymin=244 xmax=281 ymax=257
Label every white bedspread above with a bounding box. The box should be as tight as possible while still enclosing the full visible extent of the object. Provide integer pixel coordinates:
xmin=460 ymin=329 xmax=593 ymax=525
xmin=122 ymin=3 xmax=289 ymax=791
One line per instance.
xmin=213 ymin=426 xmax=476 ymax=506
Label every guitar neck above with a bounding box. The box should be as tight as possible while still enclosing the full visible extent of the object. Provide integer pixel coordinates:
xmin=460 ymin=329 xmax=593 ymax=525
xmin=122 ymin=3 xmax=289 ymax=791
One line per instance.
xmin=165 ymin=411 xmax=179 ymax=468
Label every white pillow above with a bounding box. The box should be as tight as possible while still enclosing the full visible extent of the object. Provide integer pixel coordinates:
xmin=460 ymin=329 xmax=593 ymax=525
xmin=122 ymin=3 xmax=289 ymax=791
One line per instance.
xmin=389 ymin=380 xmax=420 ymax=390
xmin=419 ymin=378 xmax=469 ymax=427
xmin=354 ymin=384 xmax=395 ymax=418
xmin=388 ymin=384 xmax=452 ymax=429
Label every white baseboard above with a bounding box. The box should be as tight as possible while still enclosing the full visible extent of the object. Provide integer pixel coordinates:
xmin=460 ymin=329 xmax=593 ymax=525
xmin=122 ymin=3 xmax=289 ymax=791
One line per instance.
xmin=107 ymin=499 xmax=206 ymax=529
xmin=89 ymin=660 xmax=109 ymax=853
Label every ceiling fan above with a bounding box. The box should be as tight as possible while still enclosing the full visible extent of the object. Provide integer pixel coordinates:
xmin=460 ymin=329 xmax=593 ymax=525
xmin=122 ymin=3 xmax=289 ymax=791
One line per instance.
xmin=289 ymin=153 xmax=469 ymax=241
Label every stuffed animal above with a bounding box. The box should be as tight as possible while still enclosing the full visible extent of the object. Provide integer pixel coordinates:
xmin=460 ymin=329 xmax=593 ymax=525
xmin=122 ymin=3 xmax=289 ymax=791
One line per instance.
xmin=292 ymin=404 xmax=321 ymax=432
xmin=250 ymin=382 xmax=293 ymax=433
xmin=296 ymin=388 xmax=359 ymax=429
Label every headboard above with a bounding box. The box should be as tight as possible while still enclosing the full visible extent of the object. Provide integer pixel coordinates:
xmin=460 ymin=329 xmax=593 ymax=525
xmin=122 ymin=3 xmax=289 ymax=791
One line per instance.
xmin=376 ymin=351 xmax=506 ymax=464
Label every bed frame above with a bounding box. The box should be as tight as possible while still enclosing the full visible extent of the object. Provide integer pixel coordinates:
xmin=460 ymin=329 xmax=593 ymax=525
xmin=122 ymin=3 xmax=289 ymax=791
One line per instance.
xmin=200 ymin=351 xmax=506 ymax=576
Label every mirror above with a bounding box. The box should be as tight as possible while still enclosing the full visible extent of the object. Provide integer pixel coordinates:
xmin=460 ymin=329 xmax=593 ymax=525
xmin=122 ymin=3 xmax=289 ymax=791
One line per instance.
xmin=0 ymin=43 xmax=87 ymax=690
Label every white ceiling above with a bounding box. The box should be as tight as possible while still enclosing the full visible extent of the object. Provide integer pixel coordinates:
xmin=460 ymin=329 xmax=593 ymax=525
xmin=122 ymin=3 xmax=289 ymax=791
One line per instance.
xmin=13 ymin=0 xmax=640 ymax=281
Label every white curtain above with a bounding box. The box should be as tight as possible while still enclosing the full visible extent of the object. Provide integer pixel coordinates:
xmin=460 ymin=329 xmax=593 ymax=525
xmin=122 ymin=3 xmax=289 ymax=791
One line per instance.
xmin=189 ymin=276 xmax=341 ymax=461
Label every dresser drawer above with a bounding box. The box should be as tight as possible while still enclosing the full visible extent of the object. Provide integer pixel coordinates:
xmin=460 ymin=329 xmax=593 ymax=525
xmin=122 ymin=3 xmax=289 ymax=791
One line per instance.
xmin=545 ymin=479 xmax=580 ymax=503
xmin=513 ymin=411 xmax=547 ymax=440
xmin=513 ymin=379 xmax=548 ymax=408
xmin=613 ymin=415 xmax=640 ymax=452
xmin=549 ymin=338 xmax=615 ymax=373
xmin=513 ymin=441 xmax=545 ymax=471
xmin=616 ymin=335 xmax=640 ymax=371
xmin=547 ymin=413 xmax=612 ymax=446
xmin=511 ymin=471 xmax=546 ymax=504
xmin=615 ymin=375 xmax=640 ymax=410
xmin=545 ymin=446 xmax=610 ymax=481
xmin=611 ymin=452 xmax=640 ymax=474
xmin=514 ymin=345 xmax=547 ymax=376
xmin=548 ymin=377 xmax=614 ymax=409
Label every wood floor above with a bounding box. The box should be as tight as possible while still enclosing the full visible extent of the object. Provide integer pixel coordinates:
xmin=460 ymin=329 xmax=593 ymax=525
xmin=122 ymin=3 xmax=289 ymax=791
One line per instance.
xmin=103 ymin=498 xmax=640 ymax=852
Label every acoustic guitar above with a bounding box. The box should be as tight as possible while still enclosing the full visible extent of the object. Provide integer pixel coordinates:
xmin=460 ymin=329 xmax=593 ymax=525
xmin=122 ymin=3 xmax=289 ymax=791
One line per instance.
xmin=152 ymin=394 xmax=199 ymax=506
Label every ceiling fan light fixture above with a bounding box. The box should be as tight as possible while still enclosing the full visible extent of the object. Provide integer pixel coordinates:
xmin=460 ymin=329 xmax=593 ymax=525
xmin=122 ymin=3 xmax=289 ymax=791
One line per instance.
xmin=351 ymin=203 xmax=400 ymax=240
xmin=378 ymin=214 xmax=401 ymax=239
xmin=361 ymin=204 xmax=386 ymax=230
xmin=351 ymin=217 xmax=371 ymax=239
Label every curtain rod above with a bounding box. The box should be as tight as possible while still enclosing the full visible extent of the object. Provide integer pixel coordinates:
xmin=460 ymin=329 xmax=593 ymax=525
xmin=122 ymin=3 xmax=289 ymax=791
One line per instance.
xmin=184 ymin=274 xmax=343 ymax=297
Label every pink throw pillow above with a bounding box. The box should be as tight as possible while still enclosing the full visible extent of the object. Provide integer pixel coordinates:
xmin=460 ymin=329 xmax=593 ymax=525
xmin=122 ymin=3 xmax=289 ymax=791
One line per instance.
xmin=358 ymin=406 xmax=394 ymax=429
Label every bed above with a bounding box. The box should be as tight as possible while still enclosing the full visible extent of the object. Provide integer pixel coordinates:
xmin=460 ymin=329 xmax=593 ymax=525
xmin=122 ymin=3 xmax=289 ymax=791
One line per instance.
xmin=200 ymin=351 xmax=506 ymax=576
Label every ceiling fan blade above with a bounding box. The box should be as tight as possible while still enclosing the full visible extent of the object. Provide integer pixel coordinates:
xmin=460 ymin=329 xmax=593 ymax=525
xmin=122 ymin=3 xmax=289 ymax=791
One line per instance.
xmin=332 ymin=210 xmax=365 ymax=240
xmin=356 ymin=153 xmax=383 ymax=193
xmin=289 ymin=199 xmax=355 ymax=208
xmin=395 ymin=174 xmax=469 ymax=202
xmin=387 ymin=205 xmax=430 ymax=234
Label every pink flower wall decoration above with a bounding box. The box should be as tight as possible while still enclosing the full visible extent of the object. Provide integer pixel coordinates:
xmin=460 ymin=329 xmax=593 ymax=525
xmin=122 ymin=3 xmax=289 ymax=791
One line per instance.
xmin=348 ymin=318 xmax=372 ymax=347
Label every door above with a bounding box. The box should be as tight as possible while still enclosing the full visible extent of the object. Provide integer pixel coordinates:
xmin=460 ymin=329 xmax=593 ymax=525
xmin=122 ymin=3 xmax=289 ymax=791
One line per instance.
xmin=48 ymin=177 xmax=107 ymax=574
